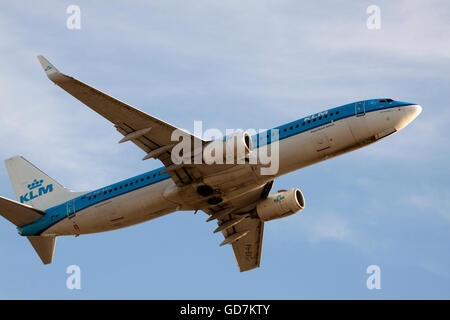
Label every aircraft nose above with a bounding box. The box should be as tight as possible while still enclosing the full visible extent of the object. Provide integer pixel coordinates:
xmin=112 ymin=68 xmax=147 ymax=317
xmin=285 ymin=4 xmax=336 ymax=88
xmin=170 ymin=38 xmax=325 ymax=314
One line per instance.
xmin=407 ymin=104 xmax=422 ymax=120
xmin=415 ymin=104 xmax=422 ymax=115
xmin=394 ymin=104 xmax=422 ymax=131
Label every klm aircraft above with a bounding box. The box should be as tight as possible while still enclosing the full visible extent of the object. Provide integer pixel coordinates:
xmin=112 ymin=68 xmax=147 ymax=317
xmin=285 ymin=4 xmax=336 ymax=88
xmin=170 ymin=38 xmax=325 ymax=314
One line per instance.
xmin=0 ymin=56 xmax=422 ymax=271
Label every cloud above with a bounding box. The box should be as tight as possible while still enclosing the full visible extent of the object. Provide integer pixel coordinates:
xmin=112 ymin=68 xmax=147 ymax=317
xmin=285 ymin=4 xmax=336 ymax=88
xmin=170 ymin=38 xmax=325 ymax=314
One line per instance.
xmin=418 ymin=259 xmax=450 ymax=280
xmin=0 ymin=0 xmax=449 ymax=299
xmin=268 ymin=210 xmax=360 ymax=246
xmin=307 ymin=213 xmax=354 ymax=242
xmin=405 ymin=188 xmax=450 ymax=222
xmin=0 ymin=32 xmax=134 ymax=191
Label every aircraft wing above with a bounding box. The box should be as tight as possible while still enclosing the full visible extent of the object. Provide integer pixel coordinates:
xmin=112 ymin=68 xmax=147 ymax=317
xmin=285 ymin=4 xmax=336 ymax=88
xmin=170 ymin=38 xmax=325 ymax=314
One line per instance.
xmin=37 ymin=56 xmax=205 ymax=187
xmin=226 ymin=215 xmax=264 ymax=272
xmin=205 ymin=182 xmax=272 ymax=272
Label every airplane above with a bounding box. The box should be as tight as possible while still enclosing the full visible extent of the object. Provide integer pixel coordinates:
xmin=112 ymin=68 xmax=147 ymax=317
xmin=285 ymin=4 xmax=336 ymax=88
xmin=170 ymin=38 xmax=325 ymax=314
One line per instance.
xmin=0 ymin=56 xmax=422 ymax=272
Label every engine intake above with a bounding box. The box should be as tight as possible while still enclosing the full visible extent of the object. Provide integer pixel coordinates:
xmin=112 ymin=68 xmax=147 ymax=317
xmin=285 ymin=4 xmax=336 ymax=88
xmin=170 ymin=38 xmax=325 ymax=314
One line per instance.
xmin=203 ymin=131 xmax=252 ymax=164
xmin=256 ymin=188 xmax=305 ymax=221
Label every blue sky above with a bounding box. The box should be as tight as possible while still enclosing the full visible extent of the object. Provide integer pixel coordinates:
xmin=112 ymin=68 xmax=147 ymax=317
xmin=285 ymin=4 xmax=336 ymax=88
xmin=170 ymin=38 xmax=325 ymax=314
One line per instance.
xmin=0 ymin=0 xmax=449 ymax=299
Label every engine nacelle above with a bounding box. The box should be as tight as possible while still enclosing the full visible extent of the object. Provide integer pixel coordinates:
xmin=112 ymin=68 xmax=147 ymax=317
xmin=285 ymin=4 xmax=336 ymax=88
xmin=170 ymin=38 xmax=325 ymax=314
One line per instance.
xmin=256 ymin=188 xmax=305 ymax=221
xmin=203 ymin=131 xmax=252 ymax=164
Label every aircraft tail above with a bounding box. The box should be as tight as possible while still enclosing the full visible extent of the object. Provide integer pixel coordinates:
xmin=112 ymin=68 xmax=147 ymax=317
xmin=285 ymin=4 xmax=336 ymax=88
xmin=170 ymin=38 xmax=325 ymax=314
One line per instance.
xmin=4 ymin=155 xmax=83 ymax=211
xmin=2 ymin=155 xmax=84 ymax=264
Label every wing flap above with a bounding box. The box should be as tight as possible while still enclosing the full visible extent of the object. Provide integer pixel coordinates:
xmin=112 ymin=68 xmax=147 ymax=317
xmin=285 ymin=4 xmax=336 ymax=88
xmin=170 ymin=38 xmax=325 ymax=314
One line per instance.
xmin=224 ymin=216 xmax=264 ymax=272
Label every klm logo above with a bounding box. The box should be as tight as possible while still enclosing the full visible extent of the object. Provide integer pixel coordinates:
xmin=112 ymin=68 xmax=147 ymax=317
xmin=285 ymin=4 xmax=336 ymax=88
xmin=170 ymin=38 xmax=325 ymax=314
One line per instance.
xmin=273 ymin=195 xmax=285 ymax=203
xmin=20 ymin=179 xmax=53 ymax=203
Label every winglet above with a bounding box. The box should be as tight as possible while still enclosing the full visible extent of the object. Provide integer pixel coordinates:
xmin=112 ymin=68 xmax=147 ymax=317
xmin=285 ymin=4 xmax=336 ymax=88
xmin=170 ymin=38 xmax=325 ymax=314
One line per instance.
xmin=37 ymin=55 xmax=60 ymax=77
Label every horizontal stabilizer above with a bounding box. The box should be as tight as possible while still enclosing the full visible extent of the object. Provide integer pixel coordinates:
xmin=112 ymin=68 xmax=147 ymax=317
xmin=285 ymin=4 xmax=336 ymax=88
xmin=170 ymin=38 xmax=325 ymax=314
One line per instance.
xmin=0 ymin=196 xmax=44 ymax=227
xmin=27 ymin=236 xmax=56 ymax=264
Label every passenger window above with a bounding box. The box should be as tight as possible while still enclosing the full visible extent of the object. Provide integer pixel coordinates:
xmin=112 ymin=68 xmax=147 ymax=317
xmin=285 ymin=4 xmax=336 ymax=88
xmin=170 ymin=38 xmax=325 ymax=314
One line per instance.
xmin=313 ymin=118 xmax=316 ymax=122
xmin=295 ymin=124 xmax=299 ymax=128
xmin=318 ymin=116 xmax=322 ymax=120
xmin=336 ymin=110 xmax=339 ymax=114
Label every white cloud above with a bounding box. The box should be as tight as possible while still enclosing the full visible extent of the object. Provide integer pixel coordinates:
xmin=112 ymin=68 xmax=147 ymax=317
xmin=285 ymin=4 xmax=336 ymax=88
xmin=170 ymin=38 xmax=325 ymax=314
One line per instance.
xmin=268 ymin=210 xmax=359 ymax=245
xmin=309 ymin=214 xmax=354 ymax=242
xmin=406 ymin=188 xmax=450 ymax=222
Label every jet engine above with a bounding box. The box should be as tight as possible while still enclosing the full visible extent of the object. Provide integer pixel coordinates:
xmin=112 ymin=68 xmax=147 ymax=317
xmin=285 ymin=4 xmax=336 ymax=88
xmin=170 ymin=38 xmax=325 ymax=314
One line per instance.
xmin=256 ymin=188 xmax=305 ymax=221
xmin=203 ymin=131 xmax=253 ymax=164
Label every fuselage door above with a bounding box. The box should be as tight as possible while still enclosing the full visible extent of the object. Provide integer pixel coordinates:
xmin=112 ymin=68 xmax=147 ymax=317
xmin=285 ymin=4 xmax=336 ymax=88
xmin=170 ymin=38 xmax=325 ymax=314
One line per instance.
xmin=355 ymin=101 xmax=365 ymax=116
xmin=67 ymin=199 xmax=76 ymax=218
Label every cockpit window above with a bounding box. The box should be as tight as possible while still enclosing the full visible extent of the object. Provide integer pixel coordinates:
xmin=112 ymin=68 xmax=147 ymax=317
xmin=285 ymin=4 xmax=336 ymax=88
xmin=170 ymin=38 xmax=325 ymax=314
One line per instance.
xmin=379 ymin=99 xmax=394 ymax=103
